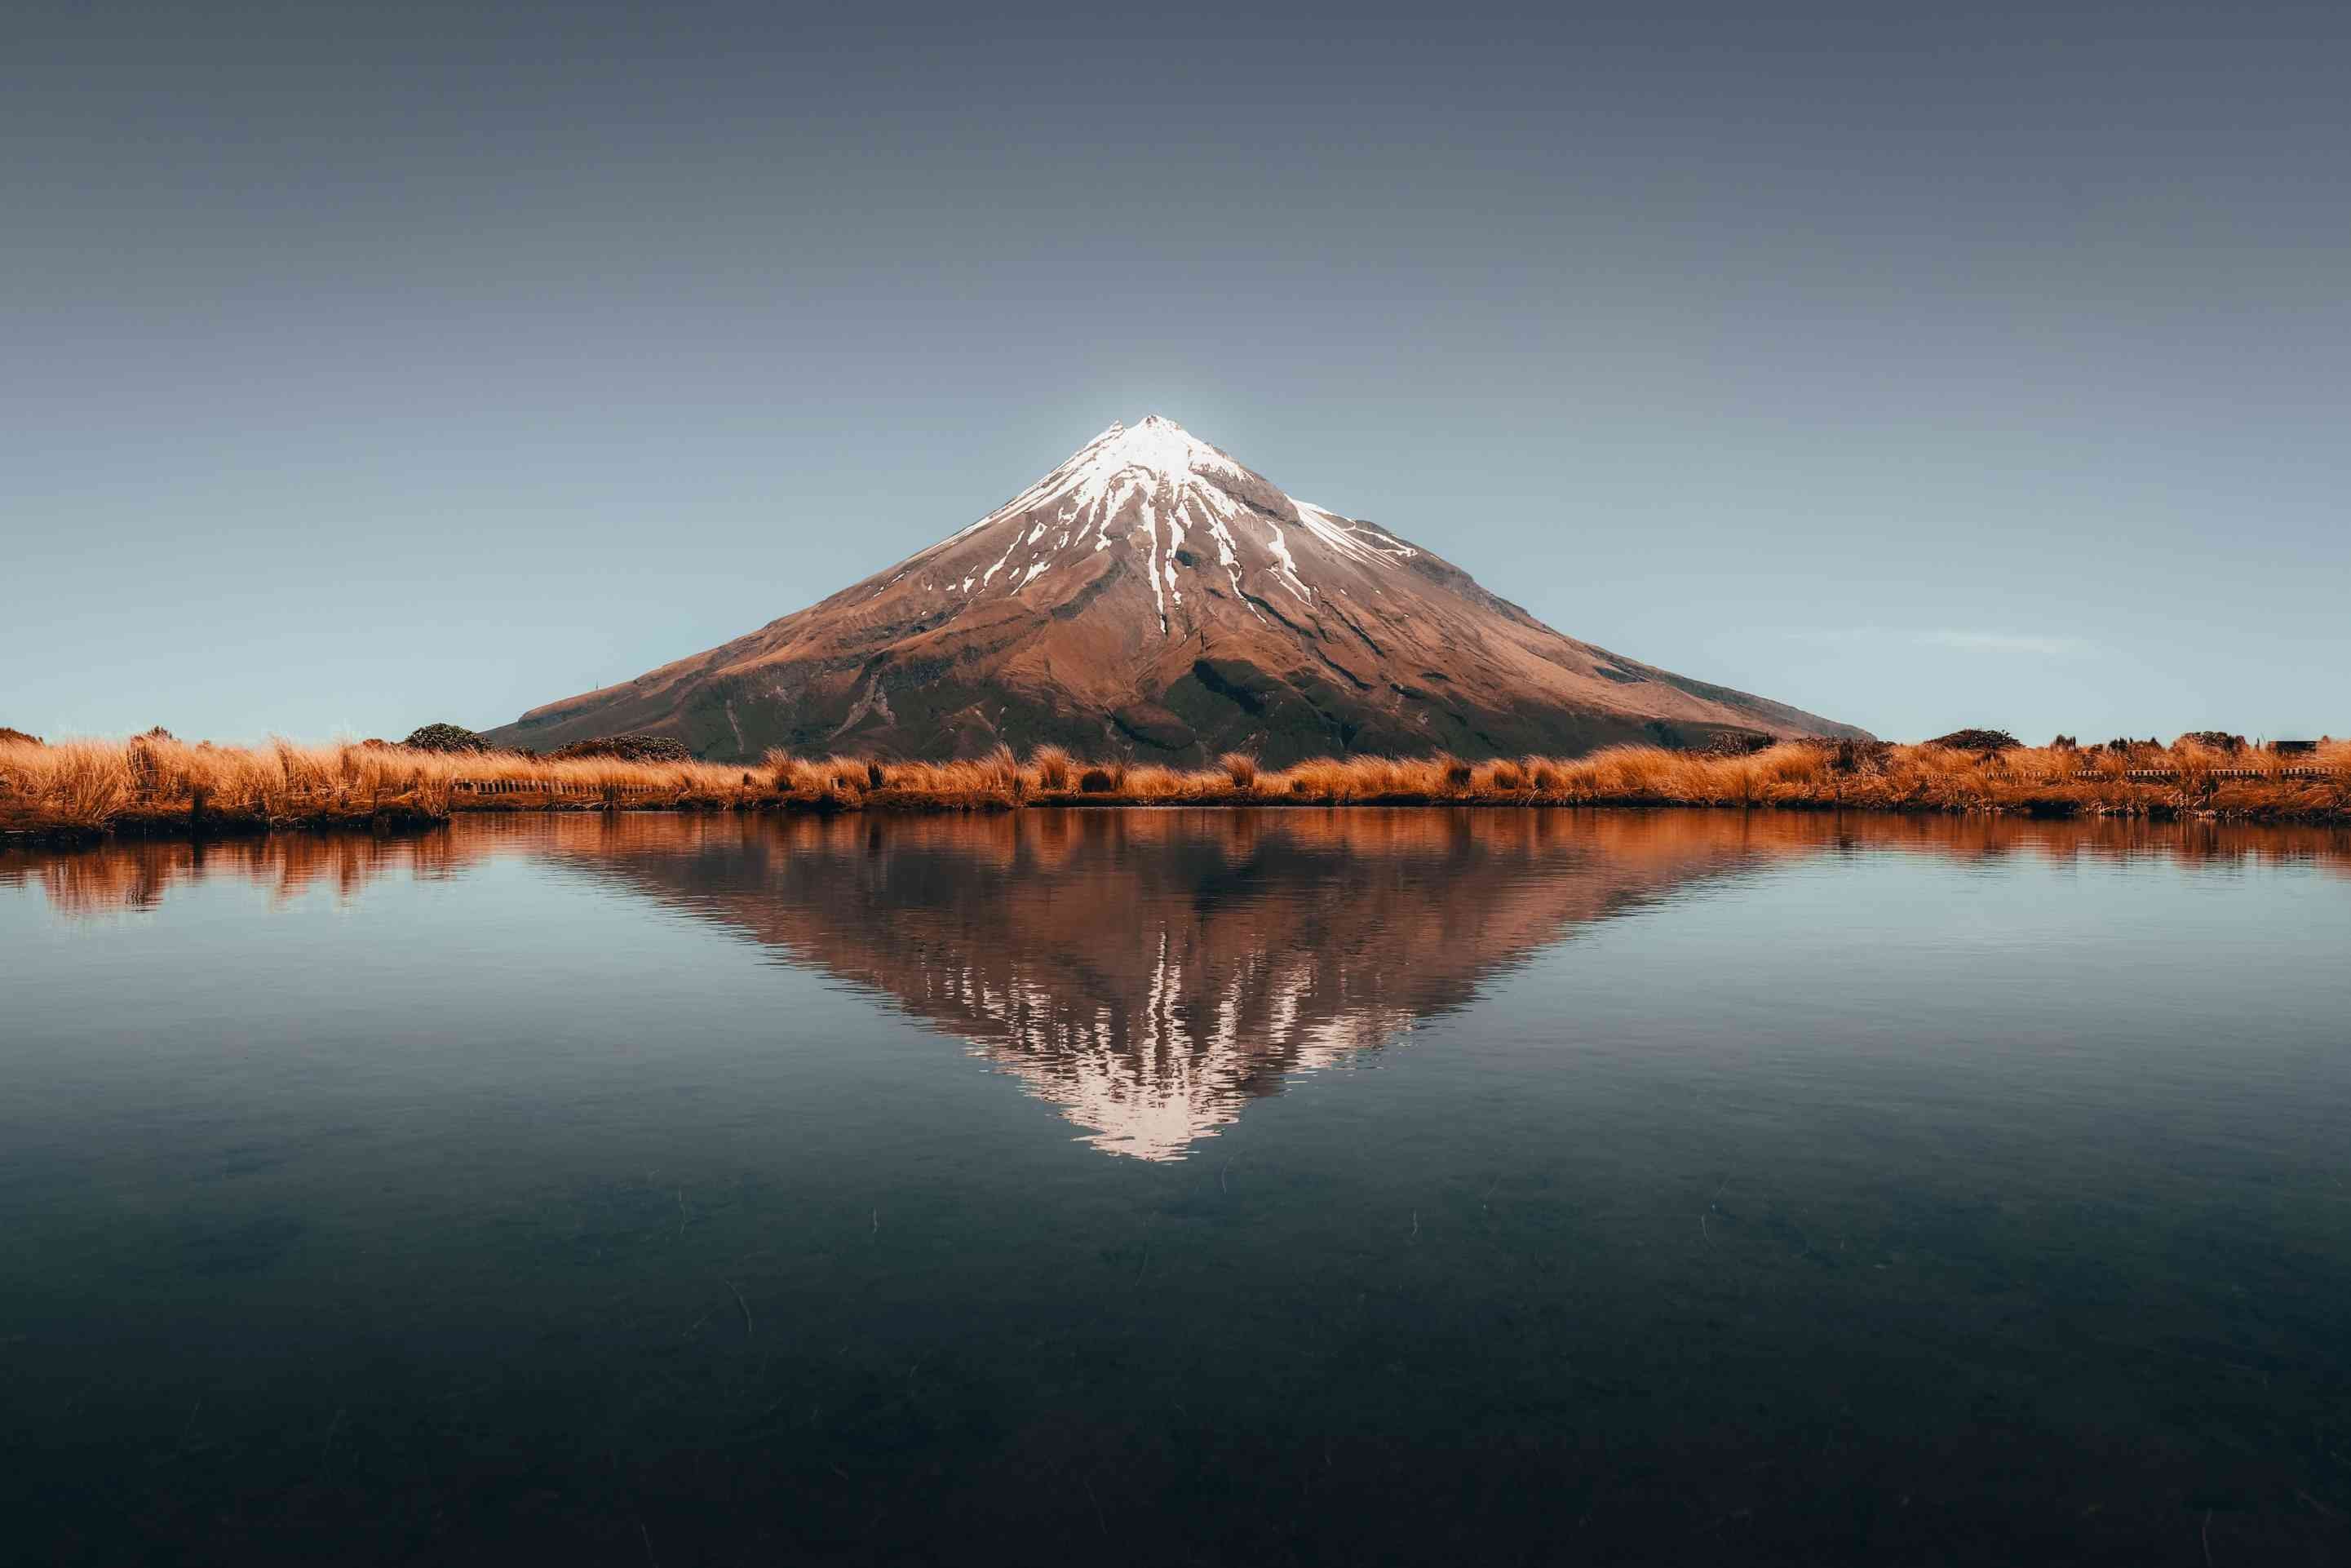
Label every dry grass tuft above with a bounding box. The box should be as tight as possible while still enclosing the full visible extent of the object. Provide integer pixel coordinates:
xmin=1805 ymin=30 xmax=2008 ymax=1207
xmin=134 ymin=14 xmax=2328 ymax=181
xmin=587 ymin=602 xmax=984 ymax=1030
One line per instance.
xmin=977 ymin=745 xmax=1022 ymax=799
xmin=817 ymin=754 xmax=869 ymax=794
xmin=1123 ymin=764 xmax=1186 ymax=799
xmin=1216 ymin=751 xmax=1259 ymax=790
xmin=1031 ymin=745 xmax=1075 ymax=792
xmin=763 ymin=750 xmax=822 ymax=793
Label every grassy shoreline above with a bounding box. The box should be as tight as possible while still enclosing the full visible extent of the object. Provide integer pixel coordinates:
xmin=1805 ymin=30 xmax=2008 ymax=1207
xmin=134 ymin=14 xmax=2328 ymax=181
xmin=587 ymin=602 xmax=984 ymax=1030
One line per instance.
xmin=4 ymin=733 xmax=2347 ymax=844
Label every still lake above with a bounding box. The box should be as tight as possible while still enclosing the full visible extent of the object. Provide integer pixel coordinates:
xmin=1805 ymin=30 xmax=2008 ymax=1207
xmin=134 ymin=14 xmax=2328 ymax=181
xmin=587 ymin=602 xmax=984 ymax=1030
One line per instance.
xmin=4 ymin=808 xmax=2349 ymax=1565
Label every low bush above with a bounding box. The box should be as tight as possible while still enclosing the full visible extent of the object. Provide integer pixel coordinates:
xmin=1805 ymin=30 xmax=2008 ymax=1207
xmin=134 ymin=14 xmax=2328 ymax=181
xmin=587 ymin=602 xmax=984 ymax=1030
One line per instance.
xmin=401 ymin=723 xmax=489 ymax=754
xmin=1926 ymin=729 xmax=2021 ymax=753
xmin=550 ymin=733 xmax=693 ymax=764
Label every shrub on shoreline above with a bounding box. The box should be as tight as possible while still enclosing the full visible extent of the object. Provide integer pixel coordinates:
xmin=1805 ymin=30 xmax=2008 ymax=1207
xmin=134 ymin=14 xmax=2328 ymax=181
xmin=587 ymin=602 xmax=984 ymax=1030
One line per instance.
xmin=550 ymin=733 xmax=693 ymax=763
xmin=1926 ymin=728 xmax=2021 ymax=753
xmin=401 ymin=723 xmax=489 ymax=754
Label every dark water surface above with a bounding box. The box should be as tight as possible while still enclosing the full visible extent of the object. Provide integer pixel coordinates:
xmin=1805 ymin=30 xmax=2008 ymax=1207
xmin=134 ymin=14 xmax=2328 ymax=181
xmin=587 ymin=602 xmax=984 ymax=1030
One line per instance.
xmin=5 ymin=809 xmax=2350 ymax=1565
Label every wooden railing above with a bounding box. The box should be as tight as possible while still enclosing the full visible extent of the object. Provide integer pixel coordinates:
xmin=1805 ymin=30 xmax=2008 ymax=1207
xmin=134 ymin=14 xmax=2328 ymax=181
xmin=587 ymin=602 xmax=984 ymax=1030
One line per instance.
xmin=449 ymin=777 xmax=694 ymax=796
xmin=2073 ymin=768 xmax=2333 ymax=782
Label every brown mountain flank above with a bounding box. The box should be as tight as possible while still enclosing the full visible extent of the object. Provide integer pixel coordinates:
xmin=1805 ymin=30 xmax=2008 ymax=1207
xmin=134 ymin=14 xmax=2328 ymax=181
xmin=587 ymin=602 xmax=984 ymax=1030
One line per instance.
xmin=484 ymin=417 xmax=1866 ymax=766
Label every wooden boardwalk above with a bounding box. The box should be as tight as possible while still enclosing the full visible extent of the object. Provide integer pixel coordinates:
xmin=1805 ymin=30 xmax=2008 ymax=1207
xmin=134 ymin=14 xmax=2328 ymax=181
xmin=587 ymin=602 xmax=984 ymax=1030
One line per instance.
xmin=450 ymin=777 xmax=693 ymax=798
xmin=2075 ymin=768 xmax=2331 ymax=782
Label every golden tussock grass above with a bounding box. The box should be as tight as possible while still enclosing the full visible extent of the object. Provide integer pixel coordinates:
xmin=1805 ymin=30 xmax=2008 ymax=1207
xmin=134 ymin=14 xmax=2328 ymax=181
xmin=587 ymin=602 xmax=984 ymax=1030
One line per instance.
xmin=6 ymin=733 xmax=2349 ymax=840
xmin=2 ymin=734 xmax=768 ymax=836
xmin=1029 ymin=744 xmax=1075 ymax=792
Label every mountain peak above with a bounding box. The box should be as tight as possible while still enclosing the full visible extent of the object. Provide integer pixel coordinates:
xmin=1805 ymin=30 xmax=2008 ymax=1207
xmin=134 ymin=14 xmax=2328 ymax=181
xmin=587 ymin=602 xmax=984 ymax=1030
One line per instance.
xmin=1065 ymin=414 xmax=1233 ymax=485
xmin=489 ymin=419 xmax=1870 ymax=764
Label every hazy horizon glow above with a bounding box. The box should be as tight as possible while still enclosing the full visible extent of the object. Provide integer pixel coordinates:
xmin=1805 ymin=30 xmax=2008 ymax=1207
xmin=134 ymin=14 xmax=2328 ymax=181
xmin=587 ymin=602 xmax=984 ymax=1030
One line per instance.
xmin=7 ymin=0 xmax=2347 ymax=746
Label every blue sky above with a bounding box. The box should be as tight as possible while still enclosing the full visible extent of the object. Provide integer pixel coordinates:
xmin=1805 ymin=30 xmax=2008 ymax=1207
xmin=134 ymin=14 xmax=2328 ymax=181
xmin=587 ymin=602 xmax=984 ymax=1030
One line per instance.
xmin=6 ymin=0 xmax=2345 ymax=745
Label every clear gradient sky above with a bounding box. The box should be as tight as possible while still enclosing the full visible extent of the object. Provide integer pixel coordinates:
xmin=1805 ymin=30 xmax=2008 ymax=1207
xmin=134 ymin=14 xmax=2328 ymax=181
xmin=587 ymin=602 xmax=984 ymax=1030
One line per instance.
xmin=7 ymin=0 xmax=2346 ymax=746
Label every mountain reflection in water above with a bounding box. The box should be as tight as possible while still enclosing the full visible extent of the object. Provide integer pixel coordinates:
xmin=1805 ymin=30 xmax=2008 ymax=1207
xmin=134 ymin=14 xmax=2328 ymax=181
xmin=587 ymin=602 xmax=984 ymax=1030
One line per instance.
xmin=14 ymin=809 xmax=2349 ymax=1163
xmin=557 ymin=809 xmax=1811 ymax=1159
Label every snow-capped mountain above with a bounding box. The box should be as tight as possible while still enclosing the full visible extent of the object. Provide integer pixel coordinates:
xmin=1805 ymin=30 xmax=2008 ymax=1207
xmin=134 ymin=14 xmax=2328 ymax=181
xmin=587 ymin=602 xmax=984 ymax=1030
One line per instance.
xmin=485 ymin=415 xmax=1864 ymax=763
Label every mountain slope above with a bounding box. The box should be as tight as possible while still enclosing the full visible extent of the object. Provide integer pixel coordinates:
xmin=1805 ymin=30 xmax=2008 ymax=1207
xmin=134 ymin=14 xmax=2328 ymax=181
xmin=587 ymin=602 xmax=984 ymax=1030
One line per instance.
xmin=485 ymin=416 xmax=1866 ymax=764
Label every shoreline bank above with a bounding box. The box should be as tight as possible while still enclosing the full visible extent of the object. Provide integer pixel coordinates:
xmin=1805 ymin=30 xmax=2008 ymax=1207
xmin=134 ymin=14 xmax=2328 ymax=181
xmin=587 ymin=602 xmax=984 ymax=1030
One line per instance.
xmin=10 ymin=781 xmax=2350 ymax=847
xmin=7 ymin=734 xmax=2346 ymax=845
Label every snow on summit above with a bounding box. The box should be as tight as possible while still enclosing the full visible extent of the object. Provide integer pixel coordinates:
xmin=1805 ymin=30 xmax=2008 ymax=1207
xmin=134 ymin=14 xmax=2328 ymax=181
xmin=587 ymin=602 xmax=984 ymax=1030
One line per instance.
xmin=952 ymin=414 xmax=1415 ymax=632
xmin=1074 ymin=414 xmax=1234 ymax=484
